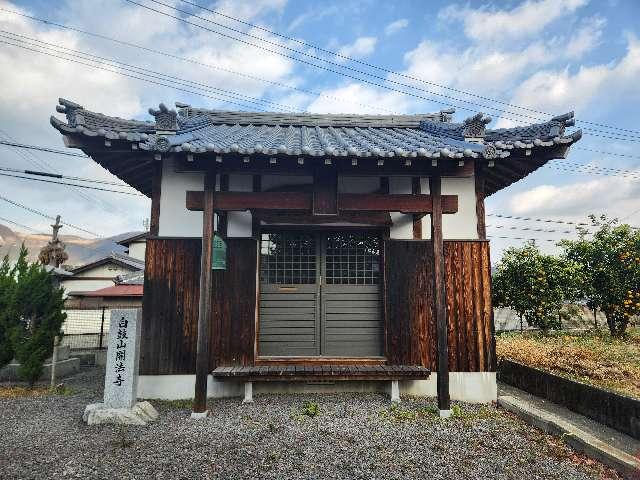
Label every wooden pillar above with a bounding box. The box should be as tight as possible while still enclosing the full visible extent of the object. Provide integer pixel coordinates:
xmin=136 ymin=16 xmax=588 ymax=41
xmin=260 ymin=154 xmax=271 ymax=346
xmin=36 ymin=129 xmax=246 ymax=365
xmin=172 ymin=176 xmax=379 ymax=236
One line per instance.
xmin=475 ymin=161 xmax=487 ymax=240
xmin=193 ymin=169 xmax=216 ymax=415
xmin=430 ymin=175 xmax=450 ymax=413
xmin=149 ymin=160 xmax=162 ymax=236
xmin=411 ymin=177 xmax=422 ymax=239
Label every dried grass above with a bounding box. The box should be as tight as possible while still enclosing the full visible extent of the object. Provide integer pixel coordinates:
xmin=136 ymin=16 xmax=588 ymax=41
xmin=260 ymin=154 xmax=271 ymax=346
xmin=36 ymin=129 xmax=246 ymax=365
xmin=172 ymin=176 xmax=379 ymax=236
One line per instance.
xmin=0 ymin=386 xmax=50 ymax=398
xmin=496 ymin=329 xmax=640 ymax=399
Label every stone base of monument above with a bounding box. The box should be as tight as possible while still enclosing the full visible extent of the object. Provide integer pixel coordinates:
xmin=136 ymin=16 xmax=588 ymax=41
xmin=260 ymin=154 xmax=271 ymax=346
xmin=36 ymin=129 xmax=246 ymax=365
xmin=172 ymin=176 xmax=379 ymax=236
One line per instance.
xmin=83 ymin=401 xmax=159 ymax=426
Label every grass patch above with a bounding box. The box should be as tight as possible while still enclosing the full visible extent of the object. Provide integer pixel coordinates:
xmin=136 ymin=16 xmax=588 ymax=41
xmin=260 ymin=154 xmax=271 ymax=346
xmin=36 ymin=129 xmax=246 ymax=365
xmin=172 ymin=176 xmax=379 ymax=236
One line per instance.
xmin=497 ymin=328 xmax=640 ymax=399
xmin=0 ymin=383 xmax=75 ymax=398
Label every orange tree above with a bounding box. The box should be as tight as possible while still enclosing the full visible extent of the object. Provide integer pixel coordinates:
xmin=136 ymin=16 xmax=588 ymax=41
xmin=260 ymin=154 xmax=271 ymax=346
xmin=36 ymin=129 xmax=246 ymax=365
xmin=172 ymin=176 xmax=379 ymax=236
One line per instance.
xmin=561 ymin=215 xmax=640 ymax=337
xmin=492 ymin=242 xmax=583 ymax=333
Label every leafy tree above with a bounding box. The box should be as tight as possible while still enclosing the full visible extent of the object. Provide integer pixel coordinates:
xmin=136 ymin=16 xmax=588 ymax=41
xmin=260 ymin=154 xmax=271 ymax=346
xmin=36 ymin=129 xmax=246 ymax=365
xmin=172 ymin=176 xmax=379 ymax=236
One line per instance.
xmin=0 ymin=254 xmax=17 ymax=367
xmin=561 ymin=215 xmax=640 ymax=337
xmin=492 ymin=242 xmax=583 ymax=333
xmin=1 ymin=244 xmax=66 ymax=384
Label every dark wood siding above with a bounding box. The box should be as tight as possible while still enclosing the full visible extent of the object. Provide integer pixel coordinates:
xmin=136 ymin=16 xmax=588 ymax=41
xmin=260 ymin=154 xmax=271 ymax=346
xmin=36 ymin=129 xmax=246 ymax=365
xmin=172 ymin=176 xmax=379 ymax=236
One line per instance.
xmin=141 ymin=238 xmax=201 ymax=375
xmin=141 ymin=237 xmax=257 ymax=375
xmin=211 ymin=238 xmax=258 ymax=367
xmin=385 ymin=240 xmax=436 ymax=368
xmin=384 ymin=239 xmax=494 ymax=372
xmin=142 ymin=237 xmax=492 ymax=374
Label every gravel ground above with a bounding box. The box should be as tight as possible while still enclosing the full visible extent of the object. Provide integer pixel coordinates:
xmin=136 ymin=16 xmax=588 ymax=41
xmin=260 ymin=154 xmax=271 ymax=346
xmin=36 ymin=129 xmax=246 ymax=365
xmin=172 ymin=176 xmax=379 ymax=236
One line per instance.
xmin=0 ymin=367 xmax=621 ymax=480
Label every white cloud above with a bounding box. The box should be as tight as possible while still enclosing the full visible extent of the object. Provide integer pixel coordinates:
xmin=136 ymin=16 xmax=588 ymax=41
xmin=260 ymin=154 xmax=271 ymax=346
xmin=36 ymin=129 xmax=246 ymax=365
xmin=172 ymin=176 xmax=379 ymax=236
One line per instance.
xmin=336 ymin=36 xmax=377 ymax=61
xmin=439 ymin=0 xmax=588 ymax=44
xmin=508 ymin=171 xmax=640 ymax=218
xmin=384 ymin=19 xmax=409 ymax=36
xmin=305 ymin=83 xmax=410 ymax=114
xmin=496 ymin=34 xmax=640 ymax=126
xmin=564 ymin=16 xmax=606 ymax=59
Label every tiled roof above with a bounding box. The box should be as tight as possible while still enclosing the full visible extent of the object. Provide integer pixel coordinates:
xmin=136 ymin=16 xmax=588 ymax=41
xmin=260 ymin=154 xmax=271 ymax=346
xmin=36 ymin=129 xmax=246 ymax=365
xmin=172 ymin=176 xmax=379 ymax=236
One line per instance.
xmin=50 ymin=99 xmax=581 ymax=161
xmin=69 ymin=252 xmax=144 ymax=275
xmin=82 ymin=284 xmax=143 ymax=297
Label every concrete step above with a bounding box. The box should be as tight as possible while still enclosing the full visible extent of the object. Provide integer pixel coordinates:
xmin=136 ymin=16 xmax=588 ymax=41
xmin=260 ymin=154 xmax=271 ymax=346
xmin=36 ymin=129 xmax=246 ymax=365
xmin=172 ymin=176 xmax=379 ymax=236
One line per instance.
xmin=498 ymin=383 xmax=640 ymax=478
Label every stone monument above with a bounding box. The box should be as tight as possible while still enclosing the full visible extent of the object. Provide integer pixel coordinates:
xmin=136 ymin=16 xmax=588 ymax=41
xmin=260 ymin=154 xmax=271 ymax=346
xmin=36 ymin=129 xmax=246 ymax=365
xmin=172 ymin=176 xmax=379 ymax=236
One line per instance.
xmin=83 ymin=309 xmax=158 ymax=425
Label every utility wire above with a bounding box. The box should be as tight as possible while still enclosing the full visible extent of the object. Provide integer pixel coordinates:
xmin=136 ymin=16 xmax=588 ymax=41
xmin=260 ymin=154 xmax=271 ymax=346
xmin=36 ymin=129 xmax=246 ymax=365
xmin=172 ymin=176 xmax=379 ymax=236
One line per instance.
xmin=0 ymin=139 xmax=87 ymax=157
xmin=486 ymin=213 xmax=590 ymax=227
xmin=0 ymin=194 xmax=100 ymax=237
xmin=174 ymin=0 xmax=640 ymax=138
xmin=0 ymin=7 xmax=396 ymax=115
xmin=0 ymin=40 xmax=277 ymax=114
xmin=129 ymin=0 xmax=640 ymax=143
xmin=0 ymin=171 xmax=146 ymax=196
xmin=0 ymin=34 xmax=285 ymax=113
xmin=0 ymin=166 xmax=134 ymax=188
xmin=0 ymin=215 xmax=43 ymax=234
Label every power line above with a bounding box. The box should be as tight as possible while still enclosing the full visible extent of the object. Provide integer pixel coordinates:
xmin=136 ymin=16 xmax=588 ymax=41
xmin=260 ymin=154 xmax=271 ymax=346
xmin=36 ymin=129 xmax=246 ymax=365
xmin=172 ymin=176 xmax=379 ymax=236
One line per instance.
xmin=0 ymin=194 xmax=101 ymax=237
xmin=0 ymin=39 xmax=277 ymax=113
xmin=0 ymin=7 xmax=396 ymax=115
xmin=0 ymin=33 xmax=284 ymax=112
xmin=575 ymin=147 xmax=640 ymax=160
xmin=0 ymin=130 xmax=116 ymax=212
xmin=0 ymin=166 xmax=137 ymax=188
xmin=487 ymin=224 xmax=573 ymax=234
xmin=488 ymin=235 xmax=558 ymax=243
xmin=0 ymin=171 xmax=146 ymax=196
xmin=128 ymin=0 xmax=640 ymax=143
xmin=0 ymin=215 xmax=43 ymax=234
xmin=487 ymin=213 xmax=590 ymax=227
xmin=0 ymin=139 xmax=87 ymax=157
xmin=174 ymin=0 xmax=640 ymax=138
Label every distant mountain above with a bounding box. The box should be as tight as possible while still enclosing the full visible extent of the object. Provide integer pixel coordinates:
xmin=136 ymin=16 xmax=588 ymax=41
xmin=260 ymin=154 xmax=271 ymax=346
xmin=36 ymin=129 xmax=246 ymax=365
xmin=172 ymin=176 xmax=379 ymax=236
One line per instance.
xmin=0 ymin=224 xmax=135 ymax=268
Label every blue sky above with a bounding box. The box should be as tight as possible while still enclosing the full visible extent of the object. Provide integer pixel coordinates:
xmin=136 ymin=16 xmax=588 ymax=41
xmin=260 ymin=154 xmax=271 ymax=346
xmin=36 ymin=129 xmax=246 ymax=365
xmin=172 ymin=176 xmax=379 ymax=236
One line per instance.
xmin=0 ymin=0 xmax=639 ymax=259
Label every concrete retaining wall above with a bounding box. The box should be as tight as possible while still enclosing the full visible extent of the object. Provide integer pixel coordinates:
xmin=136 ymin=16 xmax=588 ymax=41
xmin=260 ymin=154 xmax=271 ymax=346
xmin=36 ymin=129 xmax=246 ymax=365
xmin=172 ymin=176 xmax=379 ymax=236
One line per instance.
xmin=498 ymin=359 xmax=640 ymax=440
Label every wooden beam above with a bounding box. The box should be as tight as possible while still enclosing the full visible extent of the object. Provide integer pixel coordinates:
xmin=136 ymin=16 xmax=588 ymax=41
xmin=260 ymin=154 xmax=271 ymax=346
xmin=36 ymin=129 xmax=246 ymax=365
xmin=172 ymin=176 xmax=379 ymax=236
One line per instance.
xmin=430 ymin=175 xmax=450 ymax=413
xmin=193 ymin=169 xmax=215 ymax=415
xmin=187 ymin=190 xmax=458 ymax=214
xmin=339 ymin=194 xmax=457 ymax=214
xmin=149 ymin=160 xmax=162 ymax=236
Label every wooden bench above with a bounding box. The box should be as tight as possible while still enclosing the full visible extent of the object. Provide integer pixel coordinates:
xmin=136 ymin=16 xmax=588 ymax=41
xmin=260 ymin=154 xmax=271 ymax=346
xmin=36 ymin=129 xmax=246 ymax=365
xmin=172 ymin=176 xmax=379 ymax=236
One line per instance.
xmin=212 ymin=365 xmax=431 ymax=403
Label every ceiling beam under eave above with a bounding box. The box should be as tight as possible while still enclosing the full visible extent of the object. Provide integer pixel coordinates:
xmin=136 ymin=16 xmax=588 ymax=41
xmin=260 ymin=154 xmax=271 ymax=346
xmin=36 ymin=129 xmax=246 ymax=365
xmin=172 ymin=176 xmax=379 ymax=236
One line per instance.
xmin=185 ymin=190 xmax=458 ymax=214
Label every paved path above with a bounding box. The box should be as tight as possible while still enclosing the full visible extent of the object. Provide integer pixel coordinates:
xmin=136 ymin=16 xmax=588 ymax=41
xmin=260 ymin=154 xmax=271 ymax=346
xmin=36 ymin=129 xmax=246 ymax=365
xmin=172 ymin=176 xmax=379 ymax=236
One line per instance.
xmin=498 ymin=382 xmax=640 ymax=478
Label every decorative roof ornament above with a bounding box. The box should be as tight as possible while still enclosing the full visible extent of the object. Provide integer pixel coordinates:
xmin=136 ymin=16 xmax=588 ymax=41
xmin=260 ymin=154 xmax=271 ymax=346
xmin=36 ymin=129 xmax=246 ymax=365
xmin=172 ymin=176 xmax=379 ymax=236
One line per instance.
xmin=56 ymin=98 xmax=84 ymax=128
xmin=148 ymin=103 xmax=178 ymax=132
xmin=462 ymin=113 xmax=492 ymax=140
xmin=439 ymin=108 xmax=455 ymax=122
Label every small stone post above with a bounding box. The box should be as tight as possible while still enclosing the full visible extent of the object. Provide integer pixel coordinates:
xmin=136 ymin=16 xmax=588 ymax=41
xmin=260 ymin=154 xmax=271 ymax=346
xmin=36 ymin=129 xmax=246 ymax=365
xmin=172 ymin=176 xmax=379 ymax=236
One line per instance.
xmin=50 ymin=336 xmax=59 ymax=389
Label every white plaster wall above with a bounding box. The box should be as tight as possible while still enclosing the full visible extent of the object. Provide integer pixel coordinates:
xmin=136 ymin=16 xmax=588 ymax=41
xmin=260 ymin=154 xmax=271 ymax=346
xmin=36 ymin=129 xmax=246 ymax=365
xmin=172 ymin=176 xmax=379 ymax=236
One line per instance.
xmin=389 ymin=176 xmax=414 ymax=239
xmin=137 ymin=372 xmax=496 ymax=403
xmin=127 ymin=242 xmax=146 ymax=261
xmin=158 ymin=158 xmax=204 ymax=237
xmin=227 ymin=174 xmax=253 ymax=237
xmin=420 ymin=177 xmax=432 ymax=239
xmin=73 ymin=264 xmax=134 ymax=278
xmin=442 ymin=176 xmax=478 ymax=240
xmin=60 ymin=278 xmax=115 ymax=294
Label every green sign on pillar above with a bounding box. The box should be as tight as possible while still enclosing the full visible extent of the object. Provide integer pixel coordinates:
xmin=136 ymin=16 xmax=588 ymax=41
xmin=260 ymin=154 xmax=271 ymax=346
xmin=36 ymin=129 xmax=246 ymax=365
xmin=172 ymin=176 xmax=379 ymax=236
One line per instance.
xmin=212 ymin=233 xmax=227 ymax=270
